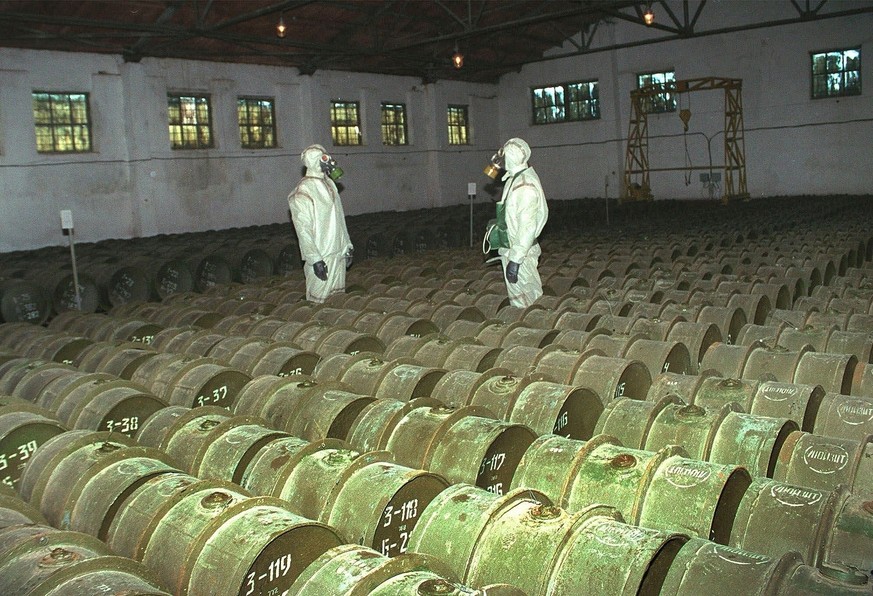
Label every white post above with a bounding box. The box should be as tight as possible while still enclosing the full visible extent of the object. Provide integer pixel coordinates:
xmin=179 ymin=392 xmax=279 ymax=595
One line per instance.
xmin=60 ymin=209 xmax=82 ymax=310
xmin=468 ymin=182 xmax=477 ymax=248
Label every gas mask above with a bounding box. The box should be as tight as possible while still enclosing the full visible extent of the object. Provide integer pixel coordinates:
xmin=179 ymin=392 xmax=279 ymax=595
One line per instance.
xmin=319 ymin=153 xmax=344 ymax=181
xmin=483 ymin=149 xmax=504 ymax=179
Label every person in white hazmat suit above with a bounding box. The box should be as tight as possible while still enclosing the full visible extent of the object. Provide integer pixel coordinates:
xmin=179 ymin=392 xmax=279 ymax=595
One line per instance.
xmin=484 ymin=138 xmax=549 ymax=308
xmin=288 ymin=144 xmax=353 ymax=303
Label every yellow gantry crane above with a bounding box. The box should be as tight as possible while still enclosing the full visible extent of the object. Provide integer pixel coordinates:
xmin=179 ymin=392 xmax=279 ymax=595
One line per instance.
xmin=623 ymin=76 xmax=750 ymax=204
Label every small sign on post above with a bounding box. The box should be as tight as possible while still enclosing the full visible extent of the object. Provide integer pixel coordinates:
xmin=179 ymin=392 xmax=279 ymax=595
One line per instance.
xmin=468 ymin=182 xmax=477 ymax=248
xmin=60 ymin=209 xmax=82 ymax=310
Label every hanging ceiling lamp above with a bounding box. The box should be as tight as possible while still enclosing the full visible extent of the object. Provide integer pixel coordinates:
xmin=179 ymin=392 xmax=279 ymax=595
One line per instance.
xmin=276 ymin=14 xmax=287 ymax=38
xmin=643 ymin=3 xmax=655 ymax=26
xmin=452 ymin=41 xmax=464 ymax=69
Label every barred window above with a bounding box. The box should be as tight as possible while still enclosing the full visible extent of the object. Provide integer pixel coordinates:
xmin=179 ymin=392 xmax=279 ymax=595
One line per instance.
xmin=168 ymin=94 xmax=213 ymax=149
xmin=812 ymin=48 xmax=861 ymax=99
xmin=637 ymin=71 xmax=676 ymax=114
xmin=447 ymin=105 xmax=469 ymax=145
xmin=238 ymin=97 xmax=277 ymax=148
xmin=330 ymin=100 xmax=362 ymax=146
xmin=532 ymin=80 xmax=599 ymax=124
xmin=32 ymin=92 xmax=92 ymax=153
xmin=381 ymin=102 xmax=408 ymax=145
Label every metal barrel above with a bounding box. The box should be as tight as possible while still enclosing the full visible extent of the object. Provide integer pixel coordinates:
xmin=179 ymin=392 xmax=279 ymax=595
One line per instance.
xmin=53 ymin=378 xmax=167 ymax=436
xmin=658 ymin=538 xmax=803 ymax=595
xmin=429 ymin=367 xmax=511 ymax=410
xmin=467 ymin=373 xmax=525 ymax=419
xmin=92 ymin=345 xmax=158 ymax=378
xmin=346 ymin=397 xmax=443 ymax=453
xmin=0 ymin=407 xmax=67 ymax=493
xmin=852 ymin=361 xmax=873 ymax=397
xmin=640 ymin=454 xmax=751 ymax=542
xmin=693 ymin=375 xmax=760 ymax=411
xmin=323 ymin=460 xmax=450 ymax=556
xmin=813 ymin=393 xmax=873 ymax=440
xmin=443 ymin=341 xmax=503 ymax=372
xmin=286 ymin=385 xmax=375 ymax=441
xmin=793 ymin=351 xmax=858 ymax=395
xmin=644 ymin=402 xmax=742 ymax=462
xmin=750 ymin=380 xmax=825 ymax=431
xmin=742 ymin=345 xmax=813 ymax=383
xmin=0 ymin=279 xmax=51 ymax=325
xmin=136 ymin=406 xmax=232 ymax=470
xmin=827 ymin=329 xmax=873 ymax=365
xmin=406 ymin=484 xmax=552 ymax=583
xmin=624 ymin=338 xmax=692 ymax=377
xmin=0 ymin=480 xmax=47 ymax=526
xmin=268 ymin=443 xmax=375 ymax=523
xmin=509 ymin=379 xmax=602 ymax=439
xmin=736 ymin=322 xmax=784 ymax=346
xmin=572 ymin=353 xmax=652 ymax=402
xmin=289 ymin=544 xmax=460 ymax=594
xmin=188 ymin=418 xmax=288 ymax=483
xmin=237 ymin=435 xmax=316 ymax=495
xmin=163 ymin=360 xmax=251 ymax=409
xmin=24 ymin=554 xmax=170 ymax=596
xmin=410 ymin=334 xmax=463 ymax=368
xmin=317 ymin=327 xmax=386 ymax=357
xmin=384 ymin=405 xmax=493 ymax=471
xmin=428 ymin=415 xmax=537 ymax=493
xmin=778 ymin=324 xmax=836 ymax=352
xmin=699 ymin=341 xmax=763 ymax=379
xmin=374 ymin=361 xmax=447 ymax=402
xmin=0 ymin=523 xmax=151 ymax=594
xmin=647 ymin=370 xmax=718 ymax=403
xmin=154 ymin=258 xmax=196 ymax=299
xmin=730 ymin=478 xmax=872 ymax=572
xmin=709 ymin=411 xmax=798 ymax=477
xmin=594 ymin=394 xmax=683 ymax=450
xmin=236 ymin=376 xmax=322 ymax=432
xmin=8 ymin=361 xmax=76 ymax=402
xmin=773 ymin=430 xmax=873 ymax=494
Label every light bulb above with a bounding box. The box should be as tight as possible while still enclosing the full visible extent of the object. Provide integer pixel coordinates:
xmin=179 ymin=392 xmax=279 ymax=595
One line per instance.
xmin=643 ymin=9 xmax=654 ymax=25
xmin=277 ymin=16 xmax=287 ymax=38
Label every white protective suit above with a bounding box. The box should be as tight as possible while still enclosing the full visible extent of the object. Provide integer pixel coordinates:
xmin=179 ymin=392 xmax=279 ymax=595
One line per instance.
xmin=497 ymin=138 xmax=549 ymax=307
xmin=288 ymin=144 xmax=353 ymax=303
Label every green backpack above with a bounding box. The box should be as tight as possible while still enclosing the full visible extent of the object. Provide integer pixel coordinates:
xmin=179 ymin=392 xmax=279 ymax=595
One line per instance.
xmin=483 ymin=200 xmax=509 ymax=253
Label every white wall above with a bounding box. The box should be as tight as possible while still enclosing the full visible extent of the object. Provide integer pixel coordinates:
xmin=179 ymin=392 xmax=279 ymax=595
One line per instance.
xmin=1 ymin=3 xmax=871 ymax=252
xmin=0 ymin=50 xmax=499 ymax=251
xmin=498 ymin=2 xmax=873 ymax=201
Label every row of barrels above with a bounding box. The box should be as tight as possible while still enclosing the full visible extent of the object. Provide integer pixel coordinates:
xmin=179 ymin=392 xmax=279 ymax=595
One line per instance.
xmin=3 ymin=196 xmax=870 ymax=322
xmin=3 ymin=395 xmax=872 ymax=594
xmin=1 ymin=318 xmax=863 ymax=572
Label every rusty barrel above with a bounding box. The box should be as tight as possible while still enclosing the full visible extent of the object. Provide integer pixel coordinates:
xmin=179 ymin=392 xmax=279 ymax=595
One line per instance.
xmin=427 ymin=415 xmax=537 ymax=493
xmin=346 ymin=397 xmax=443 ymax=454
xmin=709 ymin=411 xmax=798 ymax=477
xmin=647 ymin=370 xmax=718 ymax=403
xmin=750 ymin=380 xmax=825 ymax=431
xmin=0 ymin=480 xmax=47 ymax=526
xmin=793 ymin=350 xmax=858 ymax=395
xmin=373 ymin=361 xmax=447 ymax=402
xmin=594 ymin=395 xmax=683 ymax=450
xmin=813 ymin=393 xmax=873 ymax=440
xmin=286 ymin=384 xmax=376 ymax=441
xmin=644 ymin=402 xmax=742 ymax=462
xmin=699 ymin=341 xmax=763 ymax=378
xmin=730 ymin=478 xmax=873 ymax=573
xmin=323 ymin=460 xmax=450 ymax=557
xmin=0 ymin=523 xmax=166 ymax=595
xmin=571 ymin=353 xmax=652 ymax=401
xmin=0 ymin=405 xmax=68 ymax=492
xmin=509 ymin=378 xmax=602 ymax=440
xmin=187 ymin=417 xmax=289 ymax=483
xmin=134 ymin=406 xmax=232 ymax=471
xmin=287 ymin=544 xmax=461 ymax=595
xmin=773 ymin=430 xmax=873 ymax=494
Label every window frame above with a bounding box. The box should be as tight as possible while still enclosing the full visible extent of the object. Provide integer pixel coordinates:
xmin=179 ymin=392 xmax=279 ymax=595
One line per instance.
xmin=330 ymin=100 xmax=363 ymax=146
xmin=447 ymin=104 xmax=470 ymax=145
xmin=531 ymin=80 xmax=600 ymax=125
xmin=32 ymin=91 xmax=93 ymax=154
xmin=811 ymin=47 xmax=861 ymax=99
xmin=636 ymin=70 xmax=677 ymax=114
xmin=167 ymin=93 xmax=214 ymax=150
xmin=380 ymin=102 xmax=408 ymax=146
xmin=237 ymin=96 xmax=277 ymax=149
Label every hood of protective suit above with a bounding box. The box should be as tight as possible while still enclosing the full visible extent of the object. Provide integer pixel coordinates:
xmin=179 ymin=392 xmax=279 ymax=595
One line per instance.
xmin=502 ymin=138 xmax=531 ymax=179
xmin=301 ymin=144 xmax=327 ymax=174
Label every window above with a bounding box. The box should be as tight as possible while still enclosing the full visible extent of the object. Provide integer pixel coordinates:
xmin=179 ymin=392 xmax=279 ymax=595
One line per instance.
xmin=238 ymin=97 xmax=277 ymax=149
xmin=168 ymin=94 xmax=213 ymax=149
xmin=32 ymin=92 xmax=92 ymax=153
xmin=381 ymin=102 xmax=408 ymax=145
xmin=532 ymin=80 xmax=600 ymax=124
xmin=637 ymin=71 xmax=676 ymax=113
xmin=330 ymin=101 xmax=362 ymax=146
xmin=447 ymin=105 xmax=469 ymax=145
xmin=812 ymin=48 xmax=861 ymax=99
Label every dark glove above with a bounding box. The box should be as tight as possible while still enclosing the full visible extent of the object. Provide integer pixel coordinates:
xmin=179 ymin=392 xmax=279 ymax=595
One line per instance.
xmin=313 ymin=260 xmax=328 ymax=281
xmin=505 ymin=261 xmax=520 ymax=284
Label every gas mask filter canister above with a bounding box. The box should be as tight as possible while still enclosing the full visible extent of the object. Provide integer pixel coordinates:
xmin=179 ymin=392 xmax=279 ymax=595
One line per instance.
xmin=320 ymin=154 xmax=344 ymax=181
xmin=483 ymin=149 xmax=503 ymax=180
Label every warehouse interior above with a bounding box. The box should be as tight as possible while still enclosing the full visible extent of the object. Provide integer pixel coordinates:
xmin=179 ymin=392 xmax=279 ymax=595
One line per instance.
xmin=1 ymin=1 xmax=873 ymax=595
